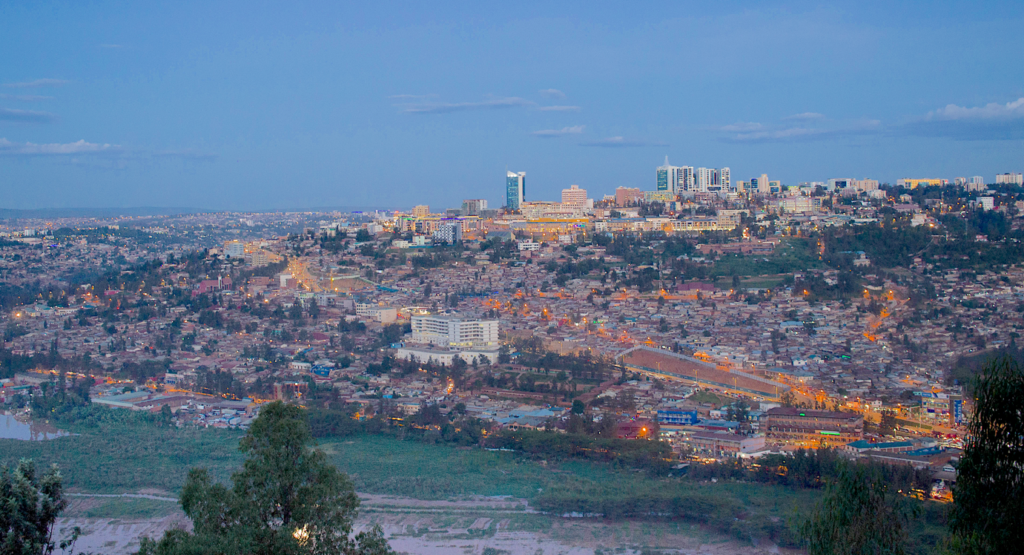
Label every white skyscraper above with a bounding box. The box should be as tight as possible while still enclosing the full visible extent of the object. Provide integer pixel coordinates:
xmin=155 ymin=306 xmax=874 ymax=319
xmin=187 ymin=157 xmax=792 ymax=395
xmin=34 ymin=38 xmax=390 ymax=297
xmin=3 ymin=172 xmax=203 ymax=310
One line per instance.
xmin=680 ymin=166 xmax=694 ymax=191
xmin=657 ymin=157 xmax=683 ymax=194
xmin=719 ymin=167 xmax=730 ymax=192
xmin=696 ymin=167 xmax=718 ymax=192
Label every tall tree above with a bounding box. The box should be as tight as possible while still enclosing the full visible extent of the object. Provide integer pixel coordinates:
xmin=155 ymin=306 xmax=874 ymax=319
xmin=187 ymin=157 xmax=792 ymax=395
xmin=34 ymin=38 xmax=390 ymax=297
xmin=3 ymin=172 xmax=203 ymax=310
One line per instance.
xmin=138 ymin=402 xmax=392 ymax=555
xmin=0 ymin=459 xmax=81 ymax=555
xmin=801 ymin=463 xmax=918 ymax=555
xmin=948 ymin=356 xmax=1024 ymax=555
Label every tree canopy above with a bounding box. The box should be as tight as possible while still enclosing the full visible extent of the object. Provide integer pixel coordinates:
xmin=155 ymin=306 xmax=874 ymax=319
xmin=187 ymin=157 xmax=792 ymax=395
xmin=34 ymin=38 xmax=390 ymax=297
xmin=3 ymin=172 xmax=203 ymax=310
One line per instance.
xmin=137 ymin=401 xmax=393 ymax=555
xmin=947 ymin=355 xmax=1024 ymax=554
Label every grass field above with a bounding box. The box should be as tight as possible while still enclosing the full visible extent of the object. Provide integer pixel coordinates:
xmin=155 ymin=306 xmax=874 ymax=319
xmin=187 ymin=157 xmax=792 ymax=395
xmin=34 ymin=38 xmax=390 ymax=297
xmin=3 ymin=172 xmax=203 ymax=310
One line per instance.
xmin=2 ymin=416 xmax=947 ymax=553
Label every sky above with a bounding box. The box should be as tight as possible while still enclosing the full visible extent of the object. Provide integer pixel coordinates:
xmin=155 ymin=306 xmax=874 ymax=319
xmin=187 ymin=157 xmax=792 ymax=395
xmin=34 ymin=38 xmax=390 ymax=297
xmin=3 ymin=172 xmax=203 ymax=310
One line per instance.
xmin=1 ymin=1 xmax=1023 ymax=211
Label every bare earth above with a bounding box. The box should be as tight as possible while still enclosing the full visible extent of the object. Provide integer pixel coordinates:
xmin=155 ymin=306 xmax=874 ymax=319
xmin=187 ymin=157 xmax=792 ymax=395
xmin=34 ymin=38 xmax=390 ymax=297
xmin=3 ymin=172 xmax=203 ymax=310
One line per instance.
xmin=56 ymin=494 xmax=791 ymax=555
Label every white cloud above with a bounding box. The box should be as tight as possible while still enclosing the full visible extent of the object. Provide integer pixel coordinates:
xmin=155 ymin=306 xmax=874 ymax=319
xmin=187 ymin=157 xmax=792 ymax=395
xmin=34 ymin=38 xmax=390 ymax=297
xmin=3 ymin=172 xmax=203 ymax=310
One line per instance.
xmin=580 ymin=136 xmax=667 ymax=148
xmin=0 ymin=94 xmax=52 ymax=102
xmin=539 ymin=89 xmax=566 ymax=99
xmin=2 ymin=79 xmax=69 ymax=89
xmin=903 ymin=97 xmax=1024 ymax=140
xmin=537 ymin=105 xmax=580 ymax=112
xmin=0 ymin=138 xmax=116 ymax=155
xmin=532 ymin=125 xmax=585 ymax=138
xmin=719 ymin=122 xmax=763 ymax=132
xmin=399 ymin=97 xmax=533 ymax=114
xmin=0 ymin=108 xmax=56 ymax=123
xmin=784 ymin=112 xmax=826 ymax=121
xmin=926 ymin=97 xmax=1024 ymax=121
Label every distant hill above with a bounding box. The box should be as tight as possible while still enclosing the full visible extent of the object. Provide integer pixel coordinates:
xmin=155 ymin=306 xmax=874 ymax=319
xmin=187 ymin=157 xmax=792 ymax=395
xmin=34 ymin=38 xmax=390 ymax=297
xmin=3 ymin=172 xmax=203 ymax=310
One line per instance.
xmin=0 ymin=207 xmax=205 ymax=219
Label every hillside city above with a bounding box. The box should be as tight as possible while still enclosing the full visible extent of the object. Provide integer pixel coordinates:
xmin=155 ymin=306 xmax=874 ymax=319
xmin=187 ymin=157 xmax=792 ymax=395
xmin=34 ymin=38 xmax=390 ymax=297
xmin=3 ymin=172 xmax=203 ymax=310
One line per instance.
xmin=4 ymin=167 xmax=1023 ymax=506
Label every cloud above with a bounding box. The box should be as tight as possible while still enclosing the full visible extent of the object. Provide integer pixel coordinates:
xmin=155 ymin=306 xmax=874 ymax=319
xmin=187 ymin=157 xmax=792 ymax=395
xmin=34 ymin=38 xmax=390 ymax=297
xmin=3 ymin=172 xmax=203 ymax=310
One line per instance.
xmin=0 ymin=94 xmax=53 ymax=102
xmin=784 ymin=112 xmax=826 ymax=121
xmin=532 ymin=125 xmax=585 ymax=138
xmin=927 ymin=97 xmax=1024 ymax=121
xmin=398 ymin=97 xmax=533 ymax=114
xmin=0 ymin=108 xmax=56 ymax=123
xmin=902 ymin=97 xmax=1024 ymax=140
xmin=2 ymin=79 xmax=69 ymax=89
xmin=580 ymin=136 xmax=667 ymax=148
xmin=537 ymin=105 xmax=580 ymax=112
xmin=715 ymin=116 xmax=881 ymax=143
xmin=718 ymin=122 xmax=764 ymax=132
xmin=0 ymin=138 xmax=116 ymax=155
xmin=539 ymin=89 xmax=566 ymax=99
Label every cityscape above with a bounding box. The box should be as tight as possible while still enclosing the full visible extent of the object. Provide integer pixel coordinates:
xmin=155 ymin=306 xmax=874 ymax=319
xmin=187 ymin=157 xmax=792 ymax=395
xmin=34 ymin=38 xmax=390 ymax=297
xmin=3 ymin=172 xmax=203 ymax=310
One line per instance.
xmin=2 ymin=3 xmax=1023 ymax=555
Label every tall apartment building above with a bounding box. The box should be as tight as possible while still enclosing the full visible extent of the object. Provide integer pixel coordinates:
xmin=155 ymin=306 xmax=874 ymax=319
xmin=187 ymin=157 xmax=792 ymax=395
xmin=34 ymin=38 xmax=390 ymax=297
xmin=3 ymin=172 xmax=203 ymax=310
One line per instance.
xmin=561 ymin=184 xmax=588 ymax=208
xmin=615 ymin=187 xmax=644 ymax=207
xmin=461 ymin=199 xmax=488 ymax=215
xmin=432 ymin=222 xmax=462 ymax=244
xmin=969 ymin=176 xmax=984 ymax=186
xmin=506 ymin=171 xmax=526 ymax=211
xmin=695 ymin=167 xmax=717 ymax=192
xmin=765 ymin=407 xmax=863 ymax=448
xmin=411 ymin=315 xmax=499 ymax=348
xmin=996 ymin=172 xmax=1023 ymax=186
xmin=719 ymin=167 xmax=730 ymax=192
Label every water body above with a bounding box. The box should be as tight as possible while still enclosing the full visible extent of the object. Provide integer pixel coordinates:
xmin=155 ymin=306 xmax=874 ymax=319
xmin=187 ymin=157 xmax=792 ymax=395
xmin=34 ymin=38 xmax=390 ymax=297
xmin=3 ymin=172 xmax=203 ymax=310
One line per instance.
xmin=0 ymin=413 xmax=70 ymax=440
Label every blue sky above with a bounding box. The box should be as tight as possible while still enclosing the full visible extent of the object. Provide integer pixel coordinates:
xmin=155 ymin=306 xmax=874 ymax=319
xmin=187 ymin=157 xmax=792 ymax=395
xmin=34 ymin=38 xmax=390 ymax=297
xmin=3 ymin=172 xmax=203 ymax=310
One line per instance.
xmin=1 ymin=1 xmax=1023 ymax=210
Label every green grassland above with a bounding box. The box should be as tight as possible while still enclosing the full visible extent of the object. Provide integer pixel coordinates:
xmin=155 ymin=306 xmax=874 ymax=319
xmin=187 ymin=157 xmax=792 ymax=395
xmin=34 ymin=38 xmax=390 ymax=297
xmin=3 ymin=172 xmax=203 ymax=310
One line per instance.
xmin=1 ymin=415 xmax=947 ymax=553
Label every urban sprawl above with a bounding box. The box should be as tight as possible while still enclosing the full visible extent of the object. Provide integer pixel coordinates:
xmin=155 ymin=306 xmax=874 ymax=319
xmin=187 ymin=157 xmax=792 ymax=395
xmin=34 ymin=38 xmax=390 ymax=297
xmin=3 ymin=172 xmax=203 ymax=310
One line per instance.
xmin=5 ymin=165 xmax=1024 ymax=502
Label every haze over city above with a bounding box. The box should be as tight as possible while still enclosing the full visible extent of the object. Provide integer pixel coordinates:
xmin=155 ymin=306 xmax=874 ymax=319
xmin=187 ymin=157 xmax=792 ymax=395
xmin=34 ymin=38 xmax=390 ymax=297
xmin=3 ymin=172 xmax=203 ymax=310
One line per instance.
xmin=2 ymin=1 xmax=1023 ymax=210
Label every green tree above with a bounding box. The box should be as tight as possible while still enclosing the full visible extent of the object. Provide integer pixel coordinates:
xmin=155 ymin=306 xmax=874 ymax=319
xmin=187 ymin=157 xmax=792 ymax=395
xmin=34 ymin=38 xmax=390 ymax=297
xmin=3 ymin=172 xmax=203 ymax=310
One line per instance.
xmin=571 ymin=399 xmax=585 ymax=415
xmin=801 ymin=464 xmax=918 ymax=555
xmin=137 ymin=402 xmax=392 ymax=555
xmin=947 ymin=356 xmax=1024 ymax=555
xmin=0 ymin=459 xmax=82 ymax=555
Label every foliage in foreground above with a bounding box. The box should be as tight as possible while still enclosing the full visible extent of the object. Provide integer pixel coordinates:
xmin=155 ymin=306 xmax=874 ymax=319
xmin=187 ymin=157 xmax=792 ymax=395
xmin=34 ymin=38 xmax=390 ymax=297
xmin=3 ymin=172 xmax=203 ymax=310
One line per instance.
xmin=801 ymin=463 xmax=920 ymax=555
xmin=0 ymin=459 xmax=82 ymax=555
xmin=947 ymin=355 xmax=1024 ymax=555
xmin=136 ymin=402 xmax=393 ymax=555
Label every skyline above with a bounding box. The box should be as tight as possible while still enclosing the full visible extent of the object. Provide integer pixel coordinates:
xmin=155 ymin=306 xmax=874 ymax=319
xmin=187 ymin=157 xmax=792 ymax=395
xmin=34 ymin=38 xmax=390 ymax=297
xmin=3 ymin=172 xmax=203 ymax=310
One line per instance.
xmin=2 ymin=1 xmax=1023 ymax=211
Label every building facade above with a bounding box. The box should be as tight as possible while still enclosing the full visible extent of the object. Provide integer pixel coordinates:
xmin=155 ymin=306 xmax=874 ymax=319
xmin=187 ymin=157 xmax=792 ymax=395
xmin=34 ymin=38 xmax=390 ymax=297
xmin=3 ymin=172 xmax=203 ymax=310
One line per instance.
xmin=765 ymin=407 xmax=863 ymax=448
xmin=411 ymin=315 xmax=499 ymax=348
xmin=506 ymin=171 xmax=526 ymax=211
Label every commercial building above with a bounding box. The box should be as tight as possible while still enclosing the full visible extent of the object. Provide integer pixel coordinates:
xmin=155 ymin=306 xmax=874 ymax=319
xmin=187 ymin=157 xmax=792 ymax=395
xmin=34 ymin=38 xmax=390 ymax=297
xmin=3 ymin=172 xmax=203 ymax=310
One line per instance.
xmin=411 ymin=314 xmax=499 ymax=348
xmin=561 ymin=184 xmax=588 ymax=208
xmin=356 ymin=304 xmax=397 ymax=324
xmin=896 ymin=178 xmax=946 ymax=188
xmin=657 ymin=158 xmax=686 ymax=194
xmin=506 ymin=171 xmax=526 ymax=211
xmin=996 ymin=172 xmax=1023 ymax=185
xmin=461 ymin=199 xmax=488 ymax=215
xmin=765 ymin=407 xmax=863 ymax=448
xmin=411 ymin=205 xmax=430 ymax=217
xmin=615 ymin=187 xmax=644 ymax=207
xmin=684 ymin=431 xmax=766 ymax=458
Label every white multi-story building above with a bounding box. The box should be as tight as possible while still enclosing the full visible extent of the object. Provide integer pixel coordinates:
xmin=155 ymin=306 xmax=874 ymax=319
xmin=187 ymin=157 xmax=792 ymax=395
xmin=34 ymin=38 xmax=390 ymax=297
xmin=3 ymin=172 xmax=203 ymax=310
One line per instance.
xmin=356 ymin=304 xmax=397 ymax=324
xmin=996 ymin=173 xmax=1023 ymax=186
xmin=657 ymin=158 xmax=683 ymax=194
xmin=411 ymin=315 xmax=499 ymax=348
xmin=695 ymin=167 xmax=718 ymax=192
xmin=223 ymin=240 xmax=245 ymax=259
xmin=432 ymin=223 xmax=462 ymax=244
xmin=719 ymin=167 xmax=730 ymax=192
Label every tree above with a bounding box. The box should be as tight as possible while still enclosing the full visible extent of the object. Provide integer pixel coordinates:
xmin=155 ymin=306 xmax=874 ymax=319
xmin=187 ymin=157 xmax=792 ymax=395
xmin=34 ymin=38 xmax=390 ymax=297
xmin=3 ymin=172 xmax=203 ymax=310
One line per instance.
xmin=0 ymin=459 xmax=82 ymax=555
xmin=781 ymin=390 xmax=797 ymax=408
xmin=571 ymin=399 xmax=585 ymax=415
xmin=137 ymin=402 xmax=393 ymax=555
xmin=801 ymin=463 xmax=918 ymax=555
xmin=947 ymin=356 xmax=1024 ymax=555
xmin=878 ymin=409 xmax=898 ymax=437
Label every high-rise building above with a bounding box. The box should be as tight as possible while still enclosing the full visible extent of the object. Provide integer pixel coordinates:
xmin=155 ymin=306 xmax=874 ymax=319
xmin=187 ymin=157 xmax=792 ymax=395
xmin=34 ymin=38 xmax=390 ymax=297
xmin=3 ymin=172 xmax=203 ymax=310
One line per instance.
xmin=969 ymin=176 xmax=984 ymax=185
xmin=506 ymin=171 xmax=526 ymax=211
xmin=758 ymin=173 xmax=770 ymax=194
xmin=680 ymin=166 xmax=695 ymax=191
xmin=996 ymin=173 xmax=1023 ymax=186
xmin=561 ymin=184 xmax=588 ymax=208
xmin=657 ymin=157 xmax=683 ymax=194
xmin=695 ymin=167 xmax=718 ymax=192
xmin=719 ymin=167 xmax=730 ymax=192
xmin=411 ymin=314 xmax=499 ymax=348
xmin=461 ymin=199 xmax=487 ymax=215
xmin=411 ymin=205 xmax=430 ymax=217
